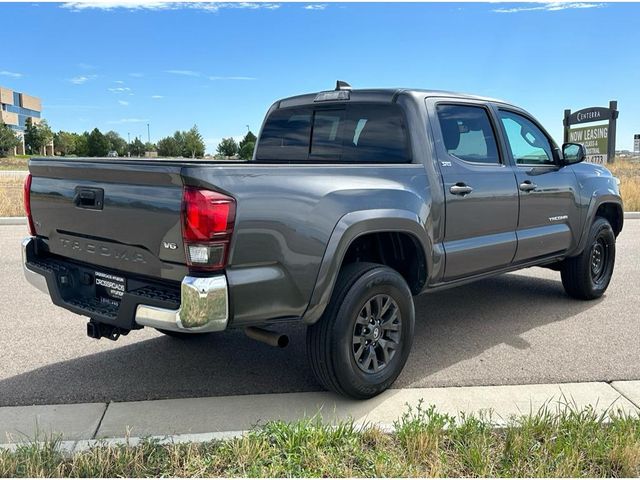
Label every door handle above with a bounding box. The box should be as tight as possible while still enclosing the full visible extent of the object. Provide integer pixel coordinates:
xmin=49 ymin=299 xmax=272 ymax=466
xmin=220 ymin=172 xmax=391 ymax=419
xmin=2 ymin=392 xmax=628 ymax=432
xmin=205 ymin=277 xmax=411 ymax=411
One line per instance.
xmin=449 ymin=183 xmax=473 ymax=196
xmin=519 ymin=181 xmax=537 ymax=192
xmin=73 ymin=187 xmax=104 ymax=210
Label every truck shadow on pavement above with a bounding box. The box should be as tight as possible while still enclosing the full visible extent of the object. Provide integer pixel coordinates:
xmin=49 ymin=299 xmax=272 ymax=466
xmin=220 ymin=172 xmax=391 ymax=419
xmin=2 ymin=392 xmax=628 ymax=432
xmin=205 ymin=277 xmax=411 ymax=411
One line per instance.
xmin=0 ymin=271 xmax=603 ymax=406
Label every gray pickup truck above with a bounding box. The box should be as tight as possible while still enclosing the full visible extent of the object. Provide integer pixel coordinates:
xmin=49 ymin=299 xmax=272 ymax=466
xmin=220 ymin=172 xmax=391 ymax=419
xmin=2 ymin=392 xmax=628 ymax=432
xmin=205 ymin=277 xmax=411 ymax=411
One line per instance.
xmin=22 ymin=82 xmax=623 ymax=398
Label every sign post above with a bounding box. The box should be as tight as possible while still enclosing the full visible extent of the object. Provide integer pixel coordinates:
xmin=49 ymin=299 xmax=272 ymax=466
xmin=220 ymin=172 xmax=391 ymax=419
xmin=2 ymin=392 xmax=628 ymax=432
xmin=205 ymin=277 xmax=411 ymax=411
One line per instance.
xmin=563 ymin=100 xmax=618 ymax=164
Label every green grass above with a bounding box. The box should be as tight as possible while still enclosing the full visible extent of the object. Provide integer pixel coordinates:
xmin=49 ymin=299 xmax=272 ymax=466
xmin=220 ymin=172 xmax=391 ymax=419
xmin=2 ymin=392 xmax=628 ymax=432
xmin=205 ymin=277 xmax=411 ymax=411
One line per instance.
xmin=1 ymin=402 xmax=639 ymax=477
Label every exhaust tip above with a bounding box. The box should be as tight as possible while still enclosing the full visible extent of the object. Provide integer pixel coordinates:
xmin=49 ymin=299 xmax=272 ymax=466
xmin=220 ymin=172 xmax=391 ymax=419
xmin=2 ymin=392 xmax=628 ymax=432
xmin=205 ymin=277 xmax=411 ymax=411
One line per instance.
xmin=245 ymin=327 xmax=289 ymax=348
xmin=277 ymin=335 xmax=289 ymax=348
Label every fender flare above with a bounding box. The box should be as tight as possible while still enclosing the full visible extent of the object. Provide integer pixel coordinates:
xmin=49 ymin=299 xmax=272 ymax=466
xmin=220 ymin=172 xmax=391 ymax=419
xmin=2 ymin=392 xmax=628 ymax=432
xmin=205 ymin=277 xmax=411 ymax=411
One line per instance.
xmin=572 ymin=192 xmax=623 ymax=256
xmin=301 ymin=209 xmax=430 ymax=325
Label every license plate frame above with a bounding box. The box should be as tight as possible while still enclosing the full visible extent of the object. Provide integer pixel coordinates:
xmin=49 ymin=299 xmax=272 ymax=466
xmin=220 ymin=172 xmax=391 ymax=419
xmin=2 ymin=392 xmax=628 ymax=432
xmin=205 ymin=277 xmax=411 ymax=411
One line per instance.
xmin=95 ymin=271 xmax=126 ymax=305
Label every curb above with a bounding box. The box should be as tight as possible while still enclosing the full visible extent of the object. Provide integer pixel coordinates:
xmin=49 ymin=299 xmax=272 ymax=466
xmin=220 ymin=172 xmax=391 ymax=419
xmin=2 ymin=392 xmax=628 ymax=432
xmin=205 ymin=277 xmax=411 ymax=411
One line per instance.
xmin=0 ymin=430 xmax=248 ymax=455
xmin=1 ymin=381 xmax=638 ymax=454
xmin=1 ymin=213 xmax=640 ymax=226
xmin=0 ymin=217 xmax=26 ymax=225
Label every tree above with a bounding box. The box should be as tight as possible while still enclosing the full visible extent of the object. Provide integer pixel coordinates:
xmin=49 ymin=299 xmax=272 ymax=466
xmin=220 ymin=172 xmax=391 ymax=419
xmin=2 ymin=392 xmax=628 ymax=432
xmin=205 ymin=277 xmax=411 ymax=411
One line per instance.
xmin=105 ymin=131 xmax=128 ymax=156
xmin=74 ymin=132 xmax=90 ymax=157
xmin=53 ymin=131 xmax=77 ymax=156
xmin=157 ymin=135 xmax=182 ymax=157
xmin=87 ymin=128 xmax=109 ymax=157
xmin=183 ymin=125 xmax=205 ymax=158
xmin=24 ymin=118 xmax=53 ymax=155
xmin=0 ymin=123 xmax=20 ymax=157
xmin=129 ymin=137 xmax=145 ymax=157
xmin=238 ymin=141 xmax=255 ymax=160
xmin=239 ymin=130 xmax=257 ymax=151
xmin=238 ymin=130 xmax=256 ymax=160
xmin=216 ymin=137 xmax=239 ymax=158
xmin=23 ymin=118 xmax=38 ymax=155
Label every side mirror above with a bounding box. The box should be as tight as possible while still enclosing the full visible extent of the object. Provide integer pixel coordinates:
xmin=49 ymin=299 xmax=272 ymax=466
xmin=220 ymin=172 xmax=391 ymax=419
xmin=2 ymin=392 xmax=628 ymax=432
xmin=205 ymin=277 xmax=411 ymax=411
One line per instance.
xmin=562 ymin=143 xmax=585 ymax=165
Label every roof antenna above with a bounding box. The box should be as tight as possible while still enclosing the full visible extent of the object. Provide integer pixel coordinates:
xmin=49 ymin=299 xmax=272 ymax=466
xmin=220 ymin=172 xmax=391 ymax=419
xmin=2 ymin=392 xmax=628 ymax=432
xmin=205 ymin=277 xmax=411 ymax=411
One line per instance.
xmin=335 ymin=80 xmax=352 ymax=91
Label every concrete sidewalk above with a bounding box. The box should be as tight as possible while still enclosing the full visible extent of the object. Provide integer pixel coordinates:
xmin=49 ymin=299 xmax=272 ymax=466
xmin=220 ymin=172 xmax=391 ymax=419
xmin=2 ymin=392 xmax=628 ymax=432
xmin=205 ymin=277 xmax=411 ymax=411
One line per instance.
xmin=1 ymin=381 xmax=639 ymax=451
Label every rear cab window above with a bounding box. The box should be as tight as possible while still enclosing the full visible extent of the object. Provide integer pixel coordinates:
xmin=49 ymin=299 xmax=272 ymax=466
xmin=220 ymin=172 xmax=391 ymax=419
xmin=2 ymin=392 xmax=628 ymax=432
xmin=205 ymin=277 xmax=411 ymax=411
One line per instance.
xmin=255 ymin=103 xmax=411 ymax=163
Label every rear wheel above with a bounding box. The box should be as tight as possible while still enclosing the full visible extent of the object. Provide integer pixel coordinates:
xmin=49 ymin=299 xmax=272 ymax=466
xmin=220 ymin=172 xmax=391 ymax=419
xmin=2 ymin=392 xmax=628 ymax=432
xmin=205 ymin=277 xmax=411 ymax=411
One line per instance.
xmin=561 ymin=217 xmax=616 ymax=300
xmin=306 ymin=262 xmax=415 ymax=399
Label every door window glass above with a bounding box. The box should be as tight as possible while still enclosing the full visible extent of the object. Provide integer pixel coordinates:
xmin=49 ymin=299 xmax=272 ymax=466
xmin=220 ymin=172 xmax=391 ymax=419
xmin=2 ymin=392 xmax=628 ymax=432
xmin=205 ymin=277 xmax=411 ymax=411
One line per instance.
xmin=436 ymin=104 xmax=500 ymax=164
xmin=499 ymin=111 xmax=554 ymax=165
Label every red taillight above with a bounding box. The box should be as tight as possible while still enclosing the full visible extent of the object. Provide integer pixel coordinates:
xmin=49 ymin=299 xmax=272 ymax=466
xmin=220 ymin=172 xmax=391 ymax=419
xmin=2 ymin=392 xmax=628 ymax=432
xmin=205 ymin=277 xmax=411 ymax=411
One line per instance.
xmin=23 ymin=173 xmax=35 ymax=236
xmin=181 ymin=187 xmax=236 ymax=270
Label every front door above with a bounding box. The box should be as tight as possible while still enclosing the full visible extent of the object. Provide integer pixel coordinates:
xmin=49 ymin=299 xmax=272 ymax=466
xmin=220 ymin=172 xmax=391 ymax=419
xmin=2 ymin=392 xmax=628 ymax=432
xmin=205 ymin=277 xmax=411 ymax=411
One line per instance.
xmin=428 ymin=100 xmax=520 ymax=281
xmin=496 ymin=108 xmax=582 ymax=262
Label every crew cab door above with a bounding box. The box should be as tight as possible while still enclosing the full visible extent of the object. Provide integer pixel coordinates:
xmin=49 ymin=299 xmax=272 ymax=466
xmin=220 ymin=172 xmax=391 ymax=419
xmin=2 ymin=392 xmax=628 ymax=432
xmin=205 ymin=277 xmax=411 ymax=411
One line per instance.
xmin=494 ymin=107 xmax=581 ymax=262
xmin=427 ymin=99 xmax=519 ymax=281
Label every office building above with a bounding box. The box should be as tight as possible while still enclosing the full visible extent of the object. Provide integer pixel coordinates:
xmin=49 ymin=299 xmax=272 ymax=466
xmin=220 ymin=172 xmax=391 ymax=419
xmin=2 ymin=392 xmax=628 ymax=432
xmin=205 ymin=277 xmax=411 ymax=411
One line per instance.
xmin=1 ymin=86 xmax=53 ymax=155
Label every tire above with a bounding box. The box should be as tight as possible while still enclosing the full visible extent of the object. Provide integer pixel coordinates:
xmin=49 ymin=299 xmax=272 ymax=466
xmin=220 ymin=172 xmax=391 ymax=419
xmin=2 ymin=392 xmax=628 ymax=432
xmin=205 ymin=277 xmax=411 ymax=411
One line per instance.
xmin=561 ymin=217 xmax=616 ymax=300
xmin=155 ymin=329 xmax=210 ymax=339
xmin=306 ymin=262 xmax=415 ymax=399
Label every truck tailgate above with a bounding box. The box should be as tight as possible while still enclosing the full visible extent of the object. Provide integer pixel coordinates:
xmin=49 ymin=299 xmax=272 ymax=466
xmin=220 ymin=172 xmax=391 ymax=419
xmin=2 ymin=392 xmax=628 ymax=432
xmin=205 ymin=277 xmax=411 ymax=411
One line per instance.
xmin=29 ymin=159 xmax=188 ymax=282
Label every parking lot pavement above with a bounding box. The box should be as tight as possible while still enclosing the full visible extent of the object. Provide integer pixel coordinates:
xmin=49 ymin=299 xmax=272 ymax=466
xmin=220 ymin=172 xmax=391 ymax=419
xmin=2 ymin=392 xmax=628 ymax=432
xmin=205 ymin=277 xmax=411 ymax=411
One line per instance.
xmin=1 ymin=222 xmax=639 ymax=407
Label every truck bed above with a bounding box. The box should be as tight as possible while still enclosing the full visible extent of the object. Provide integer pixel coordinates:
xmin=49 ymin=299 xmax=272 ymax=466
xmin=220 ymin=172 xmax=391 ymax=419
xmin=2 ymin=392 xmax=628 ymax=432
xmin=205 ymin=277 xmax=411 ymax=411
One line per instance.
xmin=27 ymin=156 xmax=428 ymax=327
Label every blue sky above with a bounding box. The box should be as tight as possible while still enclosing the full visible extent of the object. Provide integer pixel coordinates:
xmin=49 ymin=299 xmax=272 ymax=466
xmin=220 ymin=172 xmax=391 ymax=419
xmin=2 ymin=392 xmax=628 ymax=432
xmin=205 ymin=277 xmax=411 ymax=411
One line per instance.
xmin=1 ymin=1 xmax=639 ymax=152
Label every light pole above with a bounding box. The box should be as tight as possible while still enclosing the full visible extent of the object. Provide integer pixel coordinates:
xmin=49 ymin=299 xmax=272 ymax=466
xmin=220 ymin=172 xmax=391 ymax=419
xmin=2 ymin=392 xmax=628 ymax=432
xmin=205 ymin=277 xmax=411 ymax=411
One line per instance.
xmin=147 ymin=123 xmax=151 ymax=144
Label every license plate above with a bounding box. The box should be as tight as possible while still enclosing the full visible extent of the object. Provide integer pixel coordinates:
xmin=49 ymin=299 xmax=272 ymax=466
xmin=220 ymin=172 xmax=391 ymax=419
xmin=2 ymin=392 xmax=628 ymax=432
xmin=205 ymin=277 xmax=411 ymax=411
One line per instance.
xmin=95 ymin=271 xmax=126 ymax=304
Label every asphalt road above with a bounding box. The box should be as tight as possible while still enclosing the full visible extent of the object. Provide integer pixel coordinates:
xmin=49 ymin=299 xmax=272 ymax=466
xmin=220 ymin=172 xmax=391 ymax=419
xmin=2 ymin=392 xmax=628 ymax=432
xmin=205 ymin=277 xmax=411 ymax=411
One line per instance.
xmin=1 ymin=223 xmax=639 ymax=407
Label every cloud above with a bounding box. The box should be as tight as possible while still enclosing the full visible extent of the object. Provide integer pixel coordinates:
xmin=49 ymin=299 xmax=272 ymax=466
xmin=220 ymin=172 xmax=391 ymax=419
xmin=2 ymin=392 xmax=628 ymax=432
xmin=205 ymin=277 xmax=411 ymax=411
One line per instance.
xmin=69 ymin=74 xmax=97 ymax=84
xmin=62 ymin=2 xmax=280 ymax=12
xmin=304 ymin=4 xmax=326 ymax=10
xmin=165 ymin=69 xmax=200 ymax=77
xmin=114 ymin=80 xmax=125 ymax=84
xmin=0 ymin=70 xmax=24 ymax=78
xmin=208 ymin=75 xmax=256 ymax=81
xmin=151 ymin=95 xmax=164 ymax=99
xmin=107 ymin=118 xmax=148 ymax=124
xmin=77 ymin=63 xmax=97 ymax=70
xmin=118 ymin=100 xmax=130 ymax=106
xmin=108 ymin=87 xmax=132 ymax=92
xmin=493 ymin=2 xmax=604 ymax=13
xmin=129 ymin=72 xmax=144 ymax=78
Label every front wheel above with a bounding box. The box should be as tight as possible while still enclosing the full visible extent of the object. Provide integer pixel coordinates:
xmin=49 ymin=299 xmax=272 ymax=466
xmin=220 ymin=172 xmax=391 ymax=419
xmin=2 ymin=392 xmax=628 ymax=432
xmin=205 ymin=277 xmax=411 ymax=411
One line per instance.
xmin=561 ymin=217 xmax=616 ymax=300
xmin=306 ymin=262 xmax=415 ymax=399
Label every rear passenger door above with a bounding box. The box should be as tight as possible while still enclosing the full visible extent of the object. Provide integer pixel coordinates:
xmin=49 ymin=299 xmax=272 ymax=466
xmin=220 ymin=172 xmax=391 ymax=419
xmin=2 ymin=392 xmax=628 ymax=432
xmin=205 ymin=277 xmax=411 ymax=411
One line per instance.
xmin=427 ymin=99 xmax=520 ymax=281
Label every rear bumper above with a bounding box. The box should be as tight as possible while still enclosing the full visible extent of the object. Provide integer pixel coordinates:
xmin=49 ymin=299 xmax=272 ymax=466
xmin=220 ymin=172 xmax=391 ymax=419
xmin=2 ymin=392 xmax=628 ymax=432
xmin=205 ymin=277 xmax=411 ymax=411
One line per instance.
xmin=22 ymin=237 xmax=229 ymax=333
xmin=135 ymin=276 xmax=228 ymax=333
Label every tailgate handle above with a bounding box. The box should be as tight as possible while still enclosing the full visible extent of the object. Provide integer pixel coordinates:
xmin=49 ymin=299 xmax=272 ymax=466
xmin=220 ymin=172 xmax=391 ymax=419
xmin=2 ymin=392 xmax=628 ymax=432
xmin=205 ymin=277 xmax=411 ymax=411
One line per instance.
xmin=74 ymin=187 xmax=104 ymax=210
